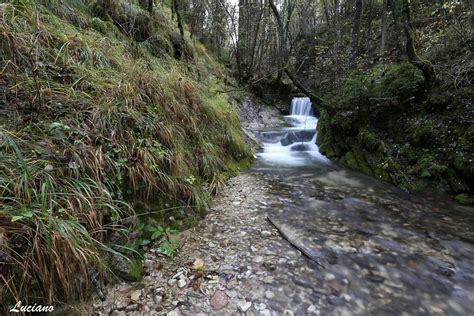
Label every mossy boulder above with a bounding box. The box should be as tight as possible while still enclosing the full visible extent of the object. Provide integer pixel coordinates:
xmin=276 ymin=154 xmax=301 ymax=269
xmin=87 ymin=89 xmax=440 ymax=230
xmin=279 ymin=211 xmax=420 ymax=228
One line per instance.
xmin=455 ymin=194 xmax=474 ymax=205
xmin=341 ymin=147 xmax=373 ymax=176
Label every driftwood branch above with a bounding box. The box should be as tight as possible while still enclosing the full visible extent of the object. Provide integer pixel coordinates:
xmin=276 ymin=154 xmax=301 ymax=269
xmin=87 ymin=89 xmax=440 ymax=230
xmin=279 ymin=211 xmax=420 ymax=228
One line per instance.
xmin=267 ymin=215 xmax=326 ymax=269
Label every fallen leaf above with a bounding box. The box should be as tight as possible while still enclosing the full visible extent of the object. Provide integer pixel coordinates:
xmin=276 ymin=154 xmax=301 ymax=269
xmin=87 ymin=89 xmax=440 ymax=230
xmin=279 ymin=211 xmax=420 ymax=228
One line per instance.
xmin=193 ymin=258 xmax=204 ymax=271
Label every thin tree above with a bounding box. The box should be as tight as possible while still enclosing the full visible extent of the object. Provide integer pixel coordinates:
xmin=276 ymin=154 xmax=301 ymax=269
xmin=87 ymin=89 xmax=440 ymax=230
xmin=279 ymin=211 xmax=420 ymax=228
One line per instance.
xmin=350 ymin=0 xmax=363 ymax=67
xmin=400 ymin=0 xmax=435 ymax=86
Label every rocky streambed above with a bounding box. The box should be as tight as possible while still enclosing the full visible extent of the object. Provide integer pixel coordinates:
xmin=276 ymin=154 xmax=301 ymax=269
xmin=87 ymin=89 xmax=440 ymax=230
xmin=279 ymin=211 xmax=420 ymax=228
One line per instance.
xmin=91 ymin=172 xmax=325 ymax=315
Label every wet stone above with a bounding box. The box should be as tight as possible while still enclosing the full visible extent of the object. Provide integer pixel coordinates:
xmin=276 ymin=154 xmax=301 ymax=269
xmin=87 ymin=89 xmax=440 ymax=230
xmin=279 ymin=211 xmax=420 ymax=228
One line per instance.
xmin=125 ymin=304 xmax=138 ymax=312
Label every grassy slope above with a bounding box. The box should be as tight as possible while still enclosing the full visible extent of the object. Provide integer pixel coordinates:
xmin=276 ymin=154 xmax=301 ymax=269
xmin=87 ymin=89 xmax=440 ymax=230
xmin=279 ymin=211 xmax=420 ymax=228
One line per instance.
xmin=0 ymin=0 xmax=251 ymax=306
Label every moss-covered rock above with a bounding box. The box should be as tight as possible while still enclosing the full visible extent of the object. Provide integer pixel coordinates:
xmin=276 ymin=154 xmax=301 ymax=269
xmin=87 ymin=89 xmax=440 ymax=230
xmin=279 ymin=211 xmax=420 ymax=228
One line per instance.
xmin=455 ymin=194 xmax=474 ymax=205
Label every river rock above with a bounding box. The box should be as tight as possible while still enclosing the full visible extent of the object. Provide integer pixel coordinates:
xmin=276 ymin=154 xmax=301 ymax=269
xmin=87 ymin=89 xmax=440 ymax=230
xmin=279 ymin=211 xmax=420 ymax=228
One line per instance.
xmin=130 ymin=290 xmax=141 ymax=301
xmin=125 ymin=304 xmax=138 ymax=312
xmin=254 ymin=303 xmax=266 ymax=311
xmin=210 ymin=290 xmax=228 ymax=311
xmin=238 ymin=301 xmax=252 ymax=312
xmin=178 ymin=278 xmax=187 ymax=288
xmin=260 ymin=309 xmax=272 ymax=316
xmin=263 ymin=276 xmax=274 ymax=284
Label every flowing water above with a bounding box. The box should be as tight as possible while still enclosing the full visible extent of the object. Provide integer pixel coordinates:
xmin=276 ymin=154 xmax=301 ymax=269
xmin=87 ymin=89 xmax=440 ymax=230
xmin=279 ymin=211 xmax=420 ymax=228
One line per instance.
xmin=253 ymin=97 xmax=474 ymax=315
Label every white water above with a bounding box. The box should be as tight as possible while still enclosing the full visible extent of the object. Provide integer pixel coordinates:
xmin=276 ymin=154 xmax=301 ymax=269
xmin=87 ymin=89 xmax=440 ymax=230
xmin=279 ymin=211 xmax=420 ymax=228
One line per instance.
xmin=257 ymin=97 xmax=329 ymax=166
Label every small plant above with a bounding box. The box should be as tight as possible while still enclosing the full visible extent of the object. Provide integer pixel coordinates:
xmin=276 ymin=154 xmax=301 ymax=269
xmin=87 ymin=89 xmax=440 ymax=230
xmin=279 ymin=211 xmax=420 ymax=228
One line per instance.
xmin=185 ymin=174 xmax=196 ymax=185
xmin=128 ymin=223 xmax=178 ymax=257
xmin=159 ymin=239 xmax=179 ymax=257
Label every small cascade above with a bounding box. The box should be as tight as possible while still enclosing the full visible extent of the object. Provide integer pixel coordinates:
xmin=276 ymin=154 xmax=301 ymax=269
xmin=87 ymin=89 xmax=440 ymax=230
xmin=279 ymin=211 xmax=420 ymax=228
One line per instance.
xmin=256 ymin=97 xmax=329 ymax=166
xmin=290 ymin=97 xmax=314 ymax=116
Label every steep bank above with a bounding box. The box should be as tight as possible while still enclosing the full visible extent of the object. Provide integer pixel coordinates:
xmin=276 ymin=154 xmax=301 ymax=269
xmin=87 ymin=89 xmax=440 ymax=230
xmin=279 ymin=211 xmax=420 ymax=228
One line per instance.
xmin=316 ymin=64 xmax=473 ymax=203
xmin=310 ymin=3 xmax=473 ymax=202
xmin=0 ymin=0 xmax=251 ymax=307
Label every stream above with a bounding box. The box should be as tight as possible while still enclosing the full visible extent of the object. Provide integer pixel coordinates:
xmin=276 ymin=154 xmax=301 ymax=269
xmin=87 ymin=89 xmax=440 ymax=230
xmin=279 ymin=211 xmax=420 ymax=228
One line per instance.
xmin=252 ymin=97 xmax=474 ymax=315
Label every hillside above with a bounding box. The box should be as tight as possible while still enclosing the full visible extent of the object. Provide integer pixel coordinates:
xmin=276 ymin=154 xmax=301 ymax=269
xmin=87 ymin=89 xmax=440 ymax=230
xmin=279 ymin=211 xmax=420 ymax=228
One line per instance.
xmin=311 ymin=1 xmax=473 ymax=202
xmin=0 ymin=0 xmax=251 ymax=307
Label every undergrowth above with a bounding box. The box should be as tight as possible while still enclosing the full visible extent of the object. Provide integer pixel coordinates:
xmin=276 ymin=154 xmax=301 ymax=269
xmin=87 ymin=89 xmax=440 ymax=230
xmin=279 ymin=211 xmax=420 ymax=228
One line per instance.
xmin=0 ymin=0 xmax=251 ymax=307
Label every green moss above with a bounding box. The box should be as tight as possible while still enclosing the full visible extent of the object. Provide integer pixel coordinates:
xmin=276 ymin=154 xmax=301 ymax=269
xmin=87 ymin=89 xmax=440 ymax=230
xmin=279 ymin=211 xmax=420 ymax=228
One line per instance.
xmin=342 ymin=148 xmax=373 ymax=175
xmin=455 ymin=194 xmax=474 ymax=205
xmin=376 ymin=63 xmax=424 ymax=102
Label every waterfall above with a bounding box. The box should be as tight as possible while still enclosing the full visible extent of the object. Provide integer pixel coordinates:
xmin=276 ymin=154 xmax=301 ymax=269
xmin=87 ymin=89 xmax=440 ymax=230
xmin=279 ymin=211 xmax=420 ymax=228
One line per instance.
xmin=290 ymin=97 xmax=313 ymax=116
xmin=256 ymin=97 xmax=329 ymax=166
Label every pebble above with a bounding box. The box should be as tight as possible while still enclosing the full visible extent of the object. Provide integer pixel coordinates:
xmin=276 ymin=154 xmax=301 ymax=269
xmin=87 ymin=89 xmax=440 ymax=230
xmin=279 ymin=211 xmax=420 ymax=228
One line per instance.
xmin=265 ymin=291 xmax=275 ymax=299
xmin=125 ymin=304 xmax=138 ymax=312
xmin=325 ymin=273 xmax=336 ymax=281
xmin=144 ymin=259 xmax=154 ymax=269
xmin=130 ymin=290 xmax=141 ymax=301
xmin=260 ymin=231 xmax=272 ymax=238
xmin=178 ymin=278 xmax=187 ymax=288
xmin=238 ymin=301 xmax=252 ymax=312
xmin=260 ymin=309 xmax=271 ymax=316
xmin=167 ymin=310 xmax=179 ymax=316
xmin=263 ymin=276 xmax=274 ymax=284
xmin=210 ymin=290 xmax=229 ymax=311
xmin=254 ymin=303 xmax=266 ymax=311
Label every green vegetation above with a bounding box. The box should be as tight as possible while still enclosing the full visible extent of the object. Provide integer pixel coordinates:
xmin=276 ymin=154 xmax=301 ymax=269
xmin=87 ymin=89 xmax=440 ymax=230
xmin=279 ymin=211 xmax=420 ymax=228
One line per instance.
xmin=318 ymin=60 xmax=472 ymax=197
xmin=0 ymin=0 xmax=251 ymax=306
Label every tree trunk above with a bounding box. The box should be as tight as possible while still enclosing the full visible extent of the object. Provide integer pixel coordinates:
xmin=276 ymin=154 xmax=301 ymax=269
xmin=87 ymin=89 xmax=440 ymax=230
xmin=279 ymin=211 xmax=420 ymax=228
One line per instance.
xmin=139 ymin=0 xmax=153 ymax=13
xmin=268 ymin=0 xmax=285 ymax=83
xmin=350 ymin=0 xmax=363 ymax=67
xmin=148 ymin=0 xmax=153 ymax=13
xmin=380 ymin=0 xmax=388 ymax=56
xmin=400 ymin=0 xmax=435 ymax=86
xmin=387 ymin=0 xmax=403 ymax=57
xmin=322 ymin=0 xmax=331 ymax=26
xmin=173 ymin=0 xmax=185 ymax=38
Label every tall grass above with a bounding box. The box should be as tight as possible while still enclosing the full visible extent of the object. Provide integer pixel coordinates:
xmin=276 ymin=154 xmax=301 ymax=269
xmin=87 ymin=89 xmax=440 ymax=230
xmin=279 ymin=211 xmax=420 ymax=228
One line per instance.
xmin=0 ymin=128 xmax=133 ymax=304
